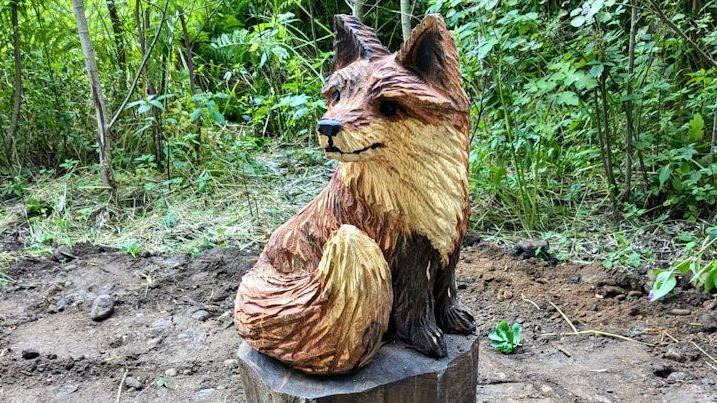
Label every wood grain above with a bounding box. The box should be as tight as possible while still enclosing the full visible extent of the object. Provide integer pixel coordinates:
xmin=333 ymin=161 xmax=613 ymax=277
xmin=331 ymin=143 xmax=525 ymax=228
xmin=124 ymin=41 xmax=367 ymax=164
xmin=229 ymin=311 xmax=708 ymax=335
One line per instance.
xmin=234 ymin=13 xmax=474 ymax=374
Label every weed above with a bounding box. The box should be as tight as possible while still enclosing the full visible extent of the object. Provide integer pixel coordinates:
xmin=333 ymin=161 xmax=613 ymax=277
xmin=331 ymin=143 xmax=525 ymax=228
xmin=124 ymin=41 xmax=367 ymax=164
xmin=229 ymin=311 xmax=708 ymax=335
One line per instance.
xmin=489 ymin=320 xmax=523 ymax=354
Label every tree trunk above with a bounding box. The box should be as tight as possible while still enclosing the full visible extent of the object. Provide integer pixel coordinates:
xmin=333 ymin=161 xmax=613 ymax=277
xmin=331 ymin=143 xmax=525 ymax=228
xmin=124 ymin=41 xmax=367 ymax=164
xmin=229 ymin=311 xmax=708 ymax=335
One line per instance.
xmin=623 ymin=2 xmax=638 ymax=201
xmin=143 ymin=8 xmax=163 ymax=164
xmin=595 ymin=87 xmax=619 ymax=218
xmin=400 ymin=0 xmax=412 ymax=41
xmin=179 ymin=8 xmax=202 ymax=159
xmin=72 ymin=0 xmax=117 ymax=202
xmin=178 ymin=10 xmax=196 ymax=95
xmin=352 ymin=0 xmax=364 ymax=22
xmin=105 ymin=0 xmax=127 ymax=78
xmin=711 ymin=95 xmax=717 ymax=163
xmin=5 ymin=0 xmax=22 ymax=167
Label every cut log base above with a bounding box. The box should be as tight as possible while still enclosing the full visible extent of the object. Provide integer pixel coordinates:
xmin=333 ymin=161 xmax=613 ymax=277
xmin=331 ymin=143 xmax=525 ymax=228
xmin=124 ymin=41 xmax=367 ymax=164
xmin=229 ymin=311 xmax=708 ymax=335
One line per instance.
xmin=237 ymin=334 xmax=479 ymax=403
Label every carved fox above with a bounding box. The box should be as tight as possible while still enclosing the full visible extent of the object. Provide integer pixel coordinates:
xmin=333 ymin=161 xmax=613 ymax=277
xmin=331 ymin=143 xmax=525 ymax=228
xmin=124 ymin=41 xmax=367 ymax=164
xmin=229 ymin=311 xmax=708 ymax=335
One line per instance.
xmin=234 ymin=14 xmax=474 ymax=375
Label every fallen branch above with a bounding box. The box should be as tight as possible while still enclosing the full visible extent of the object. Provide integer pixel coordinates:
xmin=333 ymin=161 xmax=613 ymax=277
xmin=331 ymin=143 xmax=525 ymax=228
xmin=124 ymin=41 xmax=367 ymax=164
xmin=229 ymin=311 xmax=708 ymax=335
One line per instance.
xmin=545 ymin=301 xmax=651 ymax=346
xmin=521 ymin=293 xmax=541 ymax=311
xmin=549 ymin=301 xmax=577 ymax=333
xmin=541 ymin=330 xmax=653 ymax=346
xmin=116 ymin=368 xmax=128 ymax=403
xmin=691 ymin=341 xmax=717 ymax=366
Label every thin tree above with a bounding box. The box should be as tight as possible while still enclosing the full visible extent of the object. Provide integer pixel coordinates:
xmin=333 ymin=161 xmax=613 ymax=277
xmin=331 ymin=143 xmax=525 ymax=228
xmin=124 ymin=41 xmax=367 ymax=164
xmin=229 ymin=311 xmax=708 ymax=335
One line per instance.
xmin=4 ymin=0 xmax=22 ymax=167
xmin=400 ymin=0 xmax=412 ymax=41
xmin=105 ymin=0 xmax=127 ymax=78
xmin=72 ymin=0 xmax=117 ymax=201
xmin=623 ymin=1 xmax=638 ymax=200
xmin=352 ymin=0 xmax=364 ymax=22
xmin=711 ymin=95 xmax=717 ymax=163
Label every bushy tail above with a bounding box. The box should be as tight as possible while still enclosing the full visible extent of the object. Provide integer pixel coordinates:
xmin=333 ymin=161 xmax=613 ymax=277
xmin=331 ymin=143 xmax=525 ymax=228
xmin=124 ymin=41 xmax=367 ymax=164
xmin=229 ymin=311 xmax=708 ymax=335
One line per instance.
xmin=235 ymin=224 xmax=392 ymax=374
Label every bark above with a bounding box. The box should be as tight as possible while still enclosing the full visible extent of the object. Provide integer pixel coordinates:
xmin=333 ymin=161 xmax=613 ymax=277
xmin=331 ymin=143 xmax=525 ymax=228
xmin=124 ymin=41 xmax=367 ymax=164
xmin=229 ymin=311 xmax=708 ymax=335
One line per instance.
xmin=5 ymin=0 xmax=22 ymax=167
xmin=72 ymin=0 xmax=117 ymax=201
xmin=105 ymin=0 xmax=126 ymax=74
xmin=400 ymin=0 xmax=412 ymax=41
xmin=623 ymin=2 xmax=638 ymax=201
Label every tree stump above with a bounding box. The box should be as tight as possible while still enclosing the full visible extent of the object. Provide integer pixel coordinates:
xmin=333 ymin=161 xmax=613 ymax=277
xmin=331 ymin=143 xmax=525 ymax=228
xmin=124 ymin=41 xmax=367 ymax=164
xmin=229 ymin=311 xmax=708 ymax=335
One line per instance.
xmin=237 ymin=334 xmax=479 ymax=403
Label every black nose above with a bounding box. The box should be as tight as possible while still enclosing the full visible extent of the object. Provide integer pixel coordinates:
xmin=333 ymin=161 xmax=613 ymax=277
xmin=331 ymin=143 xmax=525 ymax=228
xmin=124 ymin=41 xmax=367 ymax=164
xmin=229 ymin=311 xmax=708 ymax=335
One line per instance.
xmin=317 ymin=119 xmax=342 ymax=137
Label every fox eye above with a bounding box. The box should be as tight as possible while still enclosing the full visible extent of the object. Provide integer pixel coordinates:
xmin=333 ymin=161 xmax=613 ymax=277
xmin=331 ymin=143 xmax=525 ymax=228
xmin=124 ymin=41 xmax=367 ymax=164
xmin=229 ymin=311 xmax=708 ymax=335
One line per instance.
xmin=331 ymin=89 xmax=340 ymax=103
xmin=379 ymin=100 xmax=400 ymax=117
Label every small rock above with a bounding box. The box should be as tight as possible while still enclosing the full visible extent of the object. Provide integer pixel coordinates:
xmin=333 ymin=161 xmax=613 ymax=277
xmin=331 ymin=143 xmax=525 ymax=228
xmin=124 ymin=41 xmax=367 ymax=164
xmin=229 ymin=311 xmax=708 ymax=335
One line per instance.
xmin=140 ymin=251 xmax=151 ymax=258
xmin=63 ymin=264 xmax=77 ymax=271
xmin=540 ymin=384 xmax=553 ymax=394
xmin=627 ymin=291 xmax=643 ymax=298
xmin=223 ymin=358 xmax=238 ymax=367
xmin=124 ymin=377 xmax=142 ymax=390
xmin=22 ymin=349 xmax=40 ymax=359
xmin=191 ymin=309 xmax=210 ymax=321
xmin=57 ymin=384 xmax=79 ymax=396
xmin=165 ymin=368 xmax=178 ymax=377
xmin=669 ymin=308 xmax=691 ymax=316
xmin=664 ymin=348 xmax=686 ymax=362
xmin=90 ymin=294 xmax=114 ymax=321
xmin=667 ymin=371 xmax=689 ymax=383
xmin=699 ymin=313 xmax=717 ymax=333
xmin=496 ymin=289 xmax=514 ymax=301
xmin=513 ymin=239 xmax=549 ymax=259
xmin=601 ymin=286 xmax=624 ymax=298
xmin=704 ymin=300 xmax=717 ymax=310
xmin=51 ymin=245 xmax=75 ymax=262
xmin=627 ymin=307 xmax=640 ymax=316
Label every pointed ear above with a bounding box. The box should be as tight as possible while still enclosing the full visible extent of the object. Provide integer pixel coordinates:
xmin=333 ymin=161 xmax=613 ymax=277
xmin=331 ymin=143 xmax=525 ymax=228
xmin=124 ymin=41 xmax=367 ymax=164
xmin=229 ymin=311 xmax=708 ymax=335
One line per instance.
xmin=396 ymin=15 xmax=461 ymax=91
xmin=333 ymin=14 xmax=389 ymax=71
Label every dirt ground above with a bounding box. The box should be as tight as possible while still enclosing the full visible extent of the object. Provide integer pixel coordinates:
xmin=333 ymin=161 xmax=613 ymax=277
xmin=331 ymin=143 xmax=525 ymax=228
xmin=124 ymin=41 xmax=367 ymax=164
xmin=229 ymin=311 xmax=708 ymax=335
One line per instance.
xmin=1 ymin=238 xmax=716 ymax=402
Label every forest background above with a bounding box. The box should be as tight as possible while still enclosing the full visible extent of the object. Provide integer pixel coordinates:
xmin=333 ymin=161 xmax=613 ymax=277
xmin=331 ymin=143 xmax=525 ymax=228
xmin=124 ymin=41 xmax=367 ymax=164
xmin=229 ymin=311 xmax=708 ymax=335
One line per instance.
xmin=1 ymin=0 xmax=716 ymax=300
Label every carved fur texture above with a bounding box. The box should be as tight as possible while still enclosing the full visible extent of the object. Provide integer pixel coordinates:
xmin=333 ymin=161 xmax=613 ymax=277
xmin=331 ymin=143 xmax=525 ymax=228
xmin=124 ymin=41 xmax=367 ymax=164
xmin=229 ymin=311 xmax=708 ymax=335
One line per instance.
xmin=234 ymin=14 xmax=475 ymax=375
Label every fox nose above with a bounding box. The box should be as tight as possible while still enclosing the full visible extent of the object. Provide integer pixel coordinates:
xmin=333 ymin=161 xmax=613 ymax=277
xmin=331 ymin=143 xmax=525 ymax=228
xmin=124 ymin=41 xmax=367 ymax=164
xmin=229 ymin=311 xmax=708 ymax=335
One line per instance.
xmin=317 ymin=119 xmax=342 ymax=137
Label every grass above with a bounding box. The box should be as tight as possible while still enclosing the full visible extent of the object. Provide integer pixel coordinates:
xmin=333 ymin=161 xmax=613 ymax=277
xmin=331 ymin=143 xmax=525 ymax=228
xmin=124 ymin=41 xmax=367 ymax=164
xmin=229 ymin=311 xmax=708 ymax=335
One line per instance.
xmin=0 ymin=144 xmax=333 ymax=263
xmin=1 ymin=144 xmax=714 ymax=287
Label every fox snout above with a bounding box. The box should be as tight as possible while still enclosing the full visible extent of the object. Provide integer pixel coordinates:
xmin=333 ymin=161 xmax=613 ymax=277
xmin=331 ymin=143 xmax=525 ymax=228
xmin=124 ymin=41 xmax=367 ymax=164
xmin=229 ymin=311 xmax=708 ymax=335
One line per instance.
xmin=317 ymin=119 xmax=342 ymax=137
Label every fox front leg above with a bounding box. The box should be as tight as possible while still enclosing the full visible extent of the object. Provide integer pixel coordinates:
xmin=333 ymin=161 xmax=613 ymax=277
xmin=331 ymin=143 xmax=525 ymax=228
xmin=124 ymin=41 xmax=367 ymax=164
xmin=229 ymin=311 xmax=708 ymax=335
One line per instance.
xmin=389 ymin=233 xmax=447 ymax=358
xmin=434 ymin=248 xmax=476 ymax=334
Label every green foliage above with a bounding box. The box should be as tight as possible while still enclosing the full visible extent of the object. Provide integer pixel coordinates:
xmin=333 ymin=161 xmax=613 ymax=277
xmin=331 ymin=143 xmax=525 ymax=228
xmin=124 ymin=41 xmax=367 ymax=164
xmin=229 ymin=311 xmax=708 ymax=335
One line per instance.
xmin=1 ymin=0 xmax=717 ymax=300
xmin=649 ymin=228 xmax=717 ymax=301
xmin=489 ymin=320 xmax=523 ymax=354
xmin=121 ymin=239 xmax=143 ymax=257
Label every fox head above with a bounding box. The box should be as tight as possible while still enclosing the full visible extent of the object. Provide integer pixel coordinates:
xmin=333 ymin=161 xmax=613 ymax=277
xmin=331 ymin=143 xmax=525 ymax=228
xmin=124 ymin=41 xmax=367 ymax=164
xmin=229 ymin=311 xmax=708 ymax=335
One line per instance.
xmin=317 ymin=14 xmax=470 ymax=163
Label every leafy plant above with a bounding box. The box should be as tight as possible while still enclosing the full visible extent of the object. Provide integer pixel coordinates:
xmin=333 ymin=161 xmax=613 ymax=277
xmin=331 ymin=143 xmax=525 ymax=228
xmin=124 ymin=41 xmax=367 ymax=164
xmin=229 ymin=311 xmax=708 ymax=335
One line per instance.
xmin=121 ymin=240 xmax=143 ymax=257
xmin=649 ymin=228 xmax=717 ymax=301
xmin=488 ymin=320 xmax=523 ymax=354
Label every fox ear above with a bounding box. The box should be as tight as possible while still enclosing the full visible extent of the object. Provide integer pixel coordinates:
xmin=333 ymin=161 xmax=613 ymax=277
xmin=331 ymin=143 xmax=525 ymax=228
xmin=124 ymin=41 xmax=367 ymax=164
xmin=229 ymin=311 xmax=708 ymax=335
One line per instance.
xmin=333 ymin=14 xmax=389 ymax=71
xmin=396 ymin=15 xmax=461 ymax=91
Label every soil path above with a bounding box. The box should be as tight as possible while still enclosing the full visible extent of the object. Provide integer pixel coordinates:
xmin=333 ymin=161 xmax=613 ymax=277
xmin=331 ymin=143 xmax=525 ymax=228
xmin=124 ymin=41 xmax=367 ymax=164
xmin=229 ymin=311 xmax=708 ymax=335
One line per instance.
xmin=1 ymin=241 xmax=715 ymax=402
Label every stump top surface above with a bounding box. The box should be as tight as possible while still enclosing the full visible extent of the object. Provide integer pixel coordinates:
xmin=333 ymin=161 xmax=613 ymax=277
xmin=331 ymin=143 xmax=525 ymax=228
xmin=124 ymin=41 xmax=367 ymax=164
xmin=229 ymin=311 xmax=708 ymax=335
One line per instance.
xmin=237 ymin=334 xmax=479 ymax=399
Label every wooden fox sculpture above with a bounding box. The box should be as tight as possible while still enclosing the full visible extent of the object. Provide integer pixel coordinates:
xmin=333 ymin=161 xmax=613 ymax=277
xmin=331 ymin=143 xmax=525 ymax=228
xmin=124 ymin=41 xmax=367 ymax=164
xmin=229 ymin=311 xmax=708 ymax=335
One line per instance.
xmin=234 ymin=14 xmax=474 ymax=375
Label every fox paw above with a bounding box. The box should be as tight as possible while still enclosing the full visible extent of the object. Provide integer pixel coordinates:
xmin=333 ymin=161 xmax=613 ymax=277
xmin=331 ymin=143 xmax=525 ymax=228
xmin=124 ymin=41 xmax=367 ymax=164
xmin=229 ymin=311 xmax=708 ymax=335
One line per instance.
xmin=408 ymin=323 xmax=447 ymax=358
xmin=437 ymin=302 xmax=476 ymax=334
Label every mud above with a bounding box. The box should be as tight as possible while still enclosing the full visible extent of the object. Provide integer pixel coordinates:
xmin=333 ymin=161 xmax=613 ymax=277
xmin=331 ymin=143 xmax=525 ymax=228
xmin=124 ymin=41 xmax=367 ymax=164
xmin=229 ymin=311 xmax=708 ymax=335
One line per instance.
xmin=1 ymin=240 xmax=716 ymax=402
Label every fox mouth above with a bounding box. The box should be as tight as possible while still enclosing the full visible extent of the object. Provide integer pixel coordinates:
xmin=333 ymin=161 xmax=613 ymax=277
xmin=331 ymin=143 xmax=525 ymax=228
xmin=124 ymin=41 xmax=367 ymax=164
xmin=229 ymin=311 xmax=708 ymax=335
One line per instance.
xmin=324 ymin=143 xmax=383 ymax=155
